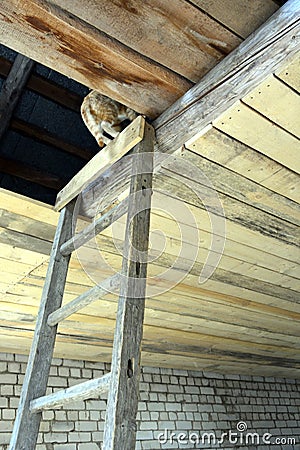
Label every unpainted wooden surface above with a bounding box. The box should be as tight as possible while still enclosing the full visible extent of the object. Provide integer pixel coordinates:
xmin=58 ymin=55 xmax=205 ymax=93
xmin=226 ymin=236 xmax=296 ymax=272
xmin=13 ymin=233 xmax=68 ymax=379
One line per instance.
xmin=0 ymin=188 xmax=299 ymax=377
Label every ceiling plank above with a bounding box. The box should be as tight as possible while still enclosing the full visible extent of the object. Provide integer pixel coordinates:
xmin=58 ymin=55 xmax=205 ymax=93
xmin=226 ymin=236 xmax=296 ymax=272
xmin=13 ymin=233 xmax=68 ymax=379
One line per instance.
xmin=49 ymin=0 xmax=241 ymax=82
xmin=0 ymin=53 xmax=34 ymax=140
xmin=188 ymin=0 xmax=278 ymax=38
xmin=76 ymin=0 xmax=299 ymax=218
xmin=154 ymin=0 xmax=299 ymax=147
xmin=0 ymin=0 xmax=191 ymax=118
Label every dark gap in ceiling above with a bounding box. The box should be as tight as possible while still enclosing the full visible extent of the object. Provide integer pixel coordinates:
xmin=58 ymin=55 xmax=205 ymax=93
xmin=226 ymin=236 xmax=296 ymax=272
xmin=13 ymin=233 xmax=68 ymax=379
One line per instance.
xmin=0 ymin=44 xmax=99 ymax=206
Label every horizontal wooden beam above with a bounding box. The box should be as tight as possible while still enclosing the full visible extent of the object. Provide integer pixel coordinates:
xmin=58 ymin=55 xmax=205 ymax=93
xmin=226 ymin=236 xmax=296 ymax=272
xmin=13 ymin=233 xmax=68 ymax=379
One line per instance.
xmin=11 ymin=118 xmax=94 ymax=161
xmin=47 ymin=274 xmax=121 ymax=326
xmin=0 ymin=53 xmax=34 ymax=140
xmin=0 ymin=156 xmax=67 ymax=191
xmin=76 ymin=1 xmax=300 ymax=219
xmin=30 ymin=373 xmax=111 ymax=412
xmin=60 ymin=198 xmax=128 ymax=256
xmin=54 ymin=115 xmax=145 ymax=211
xmin=154 ymin=0 xmax=299 ymax=148
xmin=0 ymin=56 xmax=82 ymax=112
xmin=0 ymin=0 xmax=191 ymax=117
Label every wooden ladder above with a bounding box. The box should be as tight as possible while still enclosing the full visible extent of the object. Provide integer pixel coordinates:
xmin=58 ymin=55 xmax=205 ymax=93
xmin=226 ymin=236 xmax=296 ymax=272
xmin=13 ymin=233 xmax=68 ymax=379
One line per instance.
xmin=9 ymin=120 xmax=155 ymax=450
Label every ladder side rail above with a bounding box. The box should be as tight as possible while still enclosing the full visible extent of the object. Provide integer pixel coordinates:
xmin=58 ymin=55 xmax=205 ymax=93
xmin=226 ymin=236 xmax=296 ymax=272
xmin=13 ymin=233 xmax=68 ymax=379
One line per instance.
xmin=103 ymin=122 xmax=155 ymax=450
xmin=9 ymin=200 xmax=76 ymax=450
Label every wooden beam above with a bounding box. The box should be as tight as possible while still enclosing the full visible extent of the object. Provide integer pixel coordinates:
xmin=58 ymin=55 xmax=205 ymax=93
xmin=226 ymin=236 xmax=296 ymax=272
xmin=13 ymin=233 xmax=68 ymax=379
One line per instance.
xmin=54 ymin=116 xmax=145 ymax=211
xmin=9 ymin=201 xmax=75 ymax=450
xmin=11 ymin=118 xmax=95 ymax=161
xmin=0 ymin=156 xmax=67 ymax=191
xmin=0 ymin=56 xmax=82 ymax=112
xmin=30 ymin=373 xmax=111 ymax=412
xmin=49 ymin=0 xmax=241 ymax=83
xmin=77 ymin=0 xmax=300 ymax=219
xmin=0 ymin=53 xmax=34 ymax=140
xmin=103 ymin=123 xmax=154 ymax=450
xmin=154 ymin=0 xmax=300 ymax=149
xmin=0 ymin=0 xmax=191 ymax=117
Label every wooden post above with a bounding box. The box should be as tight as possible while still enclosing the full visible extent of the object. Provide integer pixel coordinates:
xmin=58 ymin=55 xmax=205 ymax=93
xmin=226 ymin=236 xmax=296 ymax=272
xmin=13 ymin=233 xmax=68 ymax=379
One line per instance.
xmin=103 ymin=123 xmax=154 ymax=450
xmin=9 ymin=200 xmax=75 ymax=450
xmin=0 ymin=53 xmax=34 ymax=140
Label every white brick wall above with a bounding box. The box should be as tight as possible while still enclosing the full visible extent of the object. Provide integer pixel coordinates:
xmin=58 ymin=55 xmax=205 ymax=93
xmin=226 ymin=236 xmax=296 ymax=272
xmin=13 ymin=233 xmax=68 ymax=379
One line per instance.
xmin=0 ymin=353 xmax=299 ymax=449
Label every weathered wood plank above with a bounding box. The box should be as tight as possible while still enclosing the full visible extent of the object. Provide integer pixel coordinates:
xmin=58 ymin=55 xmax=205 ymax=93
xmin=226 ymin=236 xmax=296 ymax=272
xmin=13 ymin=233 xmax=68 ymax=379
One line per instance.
xmin=160 ymin=147 xmax=300 ymax=226
xmin=30 ymin=373 xmax=111 ymax=412
xmin=0 ymin=53 xmax=34 ymax=140
xmin=276 ymin=52 xmax=300 ymax=93
xmin=0 ymin=0 xmax=191 ymax=117
xmin=60 ymin=198 xmax=128 ymax=256
xmin=243 ymin=75 xmax=300 ymax=138
xmin=188 ymin=0 xmax=278 ymax=38
xmin=55 ymin=116 xmax=145 ymax=211
xmin=47 ymin=274 xmax=120 ymax=326
xmin=50 ymin=0 xmax=241 ymax=82
xmin=9 ymin=200 xmax=75 ymax=450
xmin=186 ymin=127 xmax=299 ymax=203
xmin=213 ymin=101 xmax=300 ymax=174
xmin=103 ymin=123 xmax=154 ymax=450
xmin=154 ymin=0 xmax=299 ymax=147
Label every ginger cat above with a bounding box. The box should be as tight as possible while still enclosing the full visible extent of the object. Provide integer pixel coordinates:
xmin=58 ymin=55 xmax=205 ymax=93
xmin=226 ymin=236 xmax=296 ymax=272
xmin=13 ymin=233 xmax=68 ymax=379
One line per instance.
xmin=81 ymin=91 xmax=137 ymax=147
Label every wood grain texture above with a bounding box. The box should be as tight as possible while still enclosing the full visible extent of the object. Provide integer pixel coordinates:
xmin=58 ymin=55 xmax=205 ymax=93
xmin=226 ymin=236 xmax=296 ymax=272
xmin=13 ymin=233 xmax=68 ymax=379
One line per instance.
xmin=213 ymin=102 xmax=300 ymax=174
xmin=103 ymin=123 xmax=154 ymax=449
xmin=0 ymin=53 xmax=34 ymax=140
xmin=243 ymin=75 xmax=300 ymax=138
xmin=188 ymin=0 xmax=278 ymax=38
xmin=154 ymin=0 xmax=299 ymax=147
xmin=55 ymin=116 xmax=145 ymax=211
xmin=186 ymin=127 xmax=299 ymax=203
xmin=30 ymin=373 xmax=110 ymax=412
xmin=50 ymin=0 xmax=241 ymax=82
xmin=0 ymin=0 xmax=191 ymax=117
xmin=9 ymin=201 xmax=75 ymax=450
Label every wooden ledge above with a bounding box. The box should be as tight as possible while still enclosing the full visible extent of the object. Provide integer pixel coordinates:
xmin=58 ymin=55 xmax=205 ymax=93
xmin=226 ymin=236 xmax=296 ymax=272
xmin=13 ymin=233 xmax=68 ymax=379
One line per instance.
xmin=54 ymin=115 xmax=145 ymax=211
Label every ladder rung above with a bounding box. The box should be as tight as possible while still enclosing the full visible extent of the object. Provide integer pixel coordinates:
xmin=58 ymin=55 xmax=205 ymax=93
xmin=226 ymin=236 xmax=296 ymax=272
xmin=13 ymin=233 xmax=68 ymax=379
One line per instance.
xmin=30 ymin=373 xmax=111 ymax=412
xmin=60 ymin=198 xmax=128 ymax=256
xmin=47 ymin=273 xmax=121 ymax=326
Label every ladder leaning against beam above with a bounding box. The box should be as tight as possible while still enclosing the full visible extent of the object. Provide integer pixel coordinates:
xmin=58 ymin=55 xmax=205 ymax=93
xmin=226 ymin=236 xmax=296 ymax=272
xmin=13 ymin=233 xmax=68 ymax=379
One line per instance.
xmin=9 ymin=116 xmax=155 ymax=450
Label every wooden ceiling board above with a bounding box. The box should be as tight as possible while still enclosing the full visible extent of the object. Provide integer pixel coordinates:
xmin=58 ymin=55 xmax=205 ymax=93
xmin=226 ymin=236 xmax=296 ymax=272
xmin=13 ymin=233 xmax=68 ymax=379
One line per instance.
xmin=213 ymin=102 xmax=300 ymax=174
xmin=186 ymin=128 xmax=299 ymax=203
xmin=187 ymin=0 xmax=279 ymax=38
xmin=50 ymin=0 xmax=242 ymax=82
xmin=276 ymin=52 xmax=300 ymax=92
xmin=243 ymin=75 xmax=300 ymax=138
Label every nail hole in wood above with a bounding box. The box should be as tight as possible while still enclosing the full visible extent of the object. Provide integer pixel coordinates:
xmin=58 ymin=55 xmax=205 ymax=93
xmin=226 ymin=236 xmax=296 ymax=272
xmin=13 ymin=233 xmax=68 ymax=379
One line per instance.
xmin=127 ymin=358 xmax=134 ymax=378
xmin=136 ymin=261 xmax=140 ymax=276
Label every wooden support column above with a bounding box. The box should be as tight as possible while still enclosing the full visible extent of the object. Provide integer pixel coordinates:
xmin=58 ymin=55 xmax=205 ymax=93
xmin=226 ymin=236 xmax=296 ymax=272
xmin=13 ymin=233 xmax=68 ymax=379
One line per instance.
xmin=9 ymin=200 xmax=75 ymax=450
xmin=103 ymin=123 xmax=154 ymax=450
xmin=0 ymin=53 xmax=34 ymax=140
